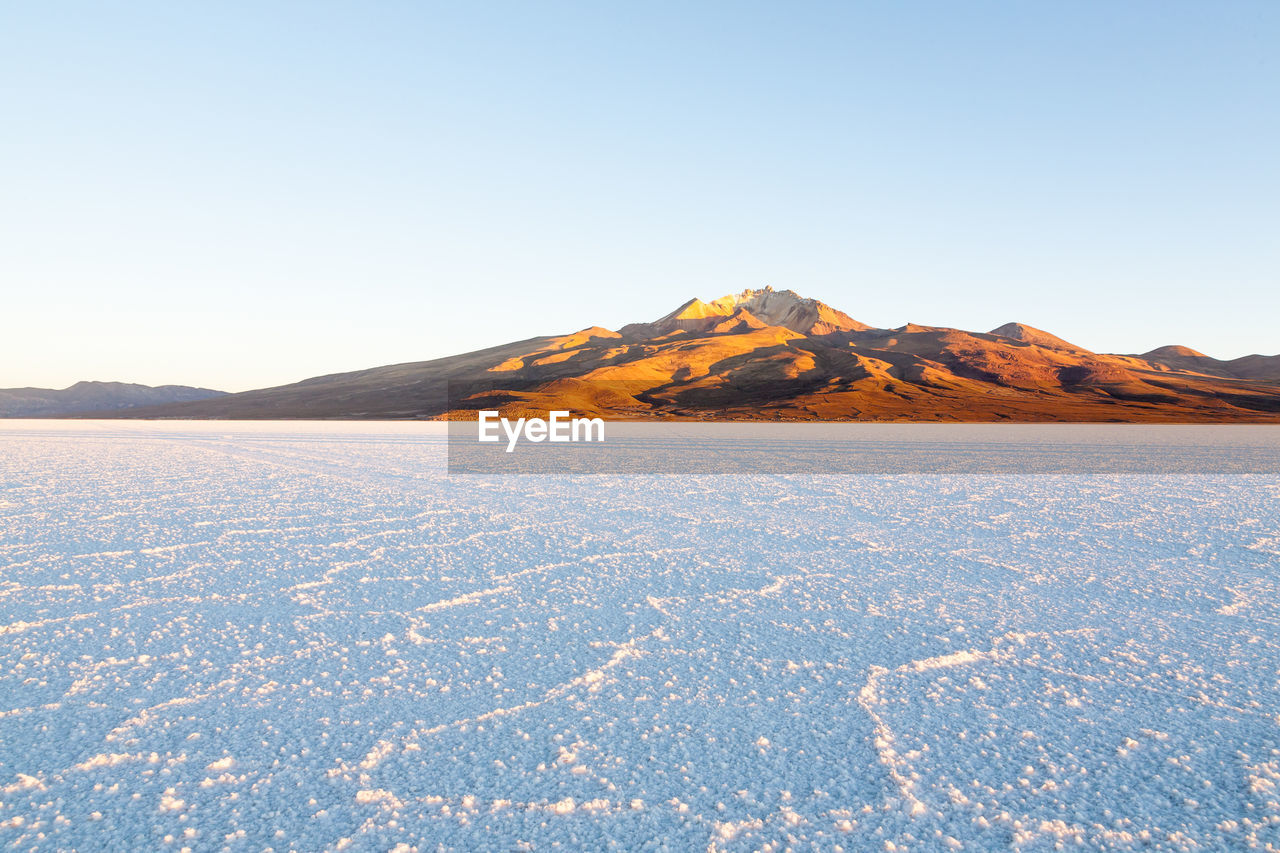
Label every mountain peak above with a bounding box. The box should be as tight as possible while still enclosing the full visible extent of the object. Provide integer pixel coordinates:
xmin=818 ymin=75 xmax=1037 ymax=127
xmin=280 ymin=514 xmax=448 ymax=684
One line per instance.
xmin=718 ymin=288 xmax=869 ymax=335
xmin=989 ymin=322 xmax=1085 ymax=352
xmin=65 ymin=380 xmax=154 ymax=393
xmin=665 ymin=298 xmax=727 ymax=321
xmin=705 ymin=287 xmax=813 ymax=314
xmin=642 ymin=287 xmax=868 ymax=337
xmin=1143 ymin=344 xmax=1209 ymax=360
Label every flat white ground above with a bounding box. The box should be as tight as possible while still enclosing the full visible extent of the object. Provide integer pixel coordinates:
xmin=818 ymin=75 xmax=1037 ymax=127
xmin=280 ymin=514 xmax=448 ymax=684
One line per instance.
xmin=1 ymin=422 xmax=1278 ymax=851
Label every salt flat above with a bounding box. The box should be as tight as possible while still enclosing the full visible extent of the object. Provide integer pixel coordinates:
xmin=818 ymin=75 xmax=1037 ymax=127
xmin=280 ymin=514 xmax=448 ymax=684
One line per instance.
xmin=2 ymin=422 xmax=1279 ymax=851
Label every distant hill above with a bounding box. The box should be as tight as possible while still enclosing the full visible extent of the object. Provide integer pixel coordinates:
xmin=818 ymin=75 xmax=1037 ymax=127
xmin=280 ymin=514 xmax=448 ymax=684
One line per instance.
xmin=84 ymin=287 xmax=1280 ymax=422
xmin=0 ymin=381 xmax=226 ymax=417
xmin=1129 ymin=345 xmax=1280 ymax=383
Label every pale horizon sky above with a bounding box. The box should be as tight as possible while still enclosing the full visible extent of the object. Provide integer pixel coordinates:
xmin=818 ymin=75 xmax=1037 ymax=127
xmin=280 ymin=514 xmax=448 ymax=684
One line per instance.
xmin=3 ymin=1 xmax=1278 ymax=392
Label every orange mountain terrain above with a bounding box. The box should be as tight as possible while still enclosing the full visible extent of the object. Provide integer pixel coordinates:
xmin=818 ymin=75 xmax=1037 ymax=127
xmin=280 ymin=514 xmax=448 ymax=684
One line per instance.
xmin=113 ymin=288 xmax=1280 ymax=421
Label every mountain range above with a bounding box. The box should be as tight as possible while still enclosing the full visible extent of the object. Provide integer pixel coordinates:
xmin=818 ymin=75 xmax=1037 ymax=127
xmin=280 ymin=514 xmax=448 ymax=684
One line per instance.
xmin=17 ymin=288 xmax=1280 ymax=421
xmin=0 ymin=381 xmax=225 ymax=418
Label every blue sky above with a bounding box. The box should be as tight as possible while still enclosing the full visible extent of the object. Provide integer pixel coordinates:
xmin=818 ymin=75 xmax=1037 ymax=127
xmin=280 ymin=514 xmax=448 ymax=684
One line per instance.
xmin=3 ymin=1 xmax=1277 ymax=391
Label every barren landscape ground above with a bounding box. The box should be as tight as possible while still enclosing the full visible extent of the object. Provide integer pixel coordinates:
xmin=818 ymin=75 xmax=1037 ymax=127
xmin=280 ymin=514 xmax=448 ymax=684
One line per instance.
xmin=2 ymin=422 xmax=1279 ymax=851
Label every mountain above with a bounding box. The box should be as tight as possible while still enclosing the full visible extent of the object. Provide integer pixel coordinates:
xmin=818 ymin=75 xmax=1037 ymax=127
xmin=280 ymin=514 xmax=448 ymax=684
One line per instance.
xmin=1132 ymin=345 xmax=1280 ymax=383
xmin=987 ymin=322 xmax=1085 ymax=353
xmin=88 ymin=287 xmax=1280 ymax=422
xmin=0 ymin=381 xmax=226 ymax=418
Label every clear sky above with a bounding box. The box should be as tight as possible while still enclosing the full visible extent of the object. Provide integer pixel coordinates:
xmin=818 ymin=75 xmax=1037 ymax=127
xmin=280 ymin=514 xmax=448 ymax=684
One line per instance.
xmin=3 ymin=1 xmax=1277 ymax=392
